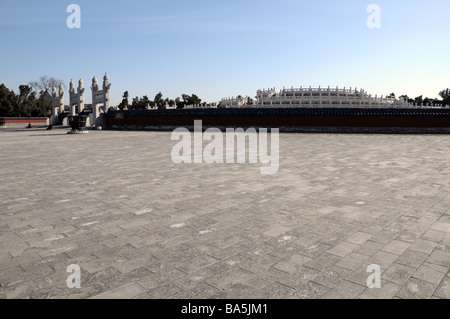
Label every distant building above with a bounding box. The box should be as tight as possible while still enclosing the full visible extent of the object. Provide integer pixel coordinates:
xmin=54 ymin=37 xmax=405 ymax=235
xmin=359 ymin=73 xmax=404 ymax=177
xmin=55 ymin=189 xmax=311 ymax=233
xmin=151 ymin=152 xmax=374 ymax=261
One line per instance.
xmin=220 ymin=86 xmax=427 ymax=108
xmin=219 ymin=96 xmax=251 ymax=108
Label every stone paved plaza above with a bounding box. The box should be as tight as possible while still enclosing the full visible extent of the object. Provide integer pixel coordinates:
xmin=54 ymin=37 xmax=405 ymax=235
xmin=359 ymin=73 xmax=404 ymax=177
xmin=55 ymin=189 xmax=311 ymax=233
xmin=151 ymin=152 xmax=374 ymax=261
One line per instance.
xmin=1 ymin=125 xmax=450 ymax=299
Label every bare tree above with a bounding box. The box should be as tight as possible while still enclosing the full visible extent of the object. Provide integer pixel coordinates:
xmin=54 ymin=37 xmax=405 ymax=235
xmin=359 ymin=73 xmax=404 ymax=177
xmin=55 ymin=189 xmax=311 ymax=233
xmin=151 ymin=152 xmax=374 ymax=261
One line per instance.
xmin=28 ymin=75 xmax=65 ymax=94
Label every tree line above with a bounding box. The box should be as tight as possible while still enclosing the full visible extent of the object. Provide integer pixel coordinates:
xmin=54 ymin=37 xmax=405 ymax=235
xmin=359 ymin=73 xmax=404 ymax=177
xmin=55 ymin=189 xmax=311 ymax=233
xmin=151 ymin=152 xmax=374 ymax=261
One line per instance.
xmin=0 ymin=84 xmax=50 ymax=118
xmin=388 ymin=90 xmax=450 ymax=106
xmin=0 ymin=76 xmax=64 ymax=117
xmin=115 ymin=91 xmax=203 ymax=110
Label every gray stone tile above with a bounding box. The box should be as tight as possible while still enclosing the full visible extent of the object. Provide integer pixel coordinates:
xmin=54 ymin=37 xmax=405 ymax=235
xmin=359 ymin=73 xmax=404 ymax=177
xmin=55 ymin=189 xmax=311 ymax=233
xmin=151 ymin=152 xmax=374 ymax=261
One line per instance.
xmin=254 ymin=282 xmax=298 ymax=299
xmin=326 ymin=242 xmax=360 ymax=257
xmin=175 ymin=255 xmax=219 ymax=274
xmin=293 ymin=281 xmax=329 ymax=299
xmin=273 ymin=254 xmax=312 ymax=273
xmin=273 ymin=266 xmax=322 ymax=289
xmin=412 ymin=263 xmax=448 ymax=285
xmin=175 ymin=282 xmax=222 ymax=299
xmin=303 ymin=253 xmax=342 ymax=271
xmin=434 ymin=278 xmax=450 ymax=299
xmin=134 ymin=284 xmax=183 ymax=299
xmin=381 ymin=240 xmax=411 ymax=255
xmin=320 ymin=280 xmax=366 ymax=299
xmin=354 ymin=241 xmax=384 ymax=257
xmin=345 ymin=232 xmax=373 ymax=245
xmin=395 ymin=250 xmax=429 ymax=269
xmin=335 ymin=252 xmax=371 ymax=271
xmin=90 ymin=282 xmax=146 ymax=299
xmin=421 ymin=230 xmax=447 ymax=243
xmin=367 ymin=251 xmax=399 ymax=270
xmin=383 ymin=263 xmax=416 ymax=286
xmin=395 ymin=278 xmax=438 ymax=299
xmin=1 ymin=280 xmax=40 ymax=299
xmin=426 ymin=250 xmax=450 ymax=268
xmin=430 ymin=221 xmax=450 ymax=233
xmin=370 ymin=229 xmax=401 ymax=245
xmin=263 ymin=225 xmax=291 ymax=238
xmin=204 ymin=267 xmax=254 ymax=290
xmin=312 ymin=266 xmax=352 ymax=289
xmin=239 ymin=253 xmax=282 ymax=273
xmin=409 ymin=239 xmax=438 ymax=254
xmin=292 ymin=242 xmax=333 ymax=259
xmin=394 ymin=230 xmax=422 ymax=243
xmin=358 ymin=281 xmax=402 ymax=299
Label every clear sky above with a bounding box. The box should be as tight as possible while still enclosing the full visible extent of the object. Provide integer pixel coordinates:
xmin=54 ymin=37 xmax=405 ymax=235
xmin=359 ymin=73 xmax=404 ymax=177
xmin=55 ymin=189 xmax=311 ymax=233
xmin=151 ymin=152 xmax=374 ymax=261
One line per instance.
xmin=1 ymin=0 xmax=449 ymax=105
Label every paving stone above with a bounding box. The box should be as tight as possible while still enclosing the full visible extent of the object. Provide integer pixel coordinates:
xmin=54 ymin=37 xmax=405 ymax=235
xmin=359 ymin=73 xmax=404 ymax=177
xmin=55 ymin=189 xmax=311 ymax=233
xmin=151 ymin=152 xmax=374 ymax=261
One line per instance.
xmin=175 ymin=255 xmax=219 ymax=274
xmin=381 ymin=240 xmax=411 ymax=255
xmin=434 ymin=278 xmax=450 ymax=299
xmin=345 ymin=232 xmax=373 ymax=245
xmin=383 ymin=263 xmax=416 ymax=286
xmin=133 ymin=284 xmax=183 ymax=299
xmin=326 ymin=242 xmax=360 ymax=257
xmin=318 ymin=232 xmax=347 ymax=246
xmin=311 ymin=266 xmax=352 ymax=289
xmin=354 ymin=241 xmax=384 ymax=257
xmin=320 ymin=280 xmax=366 ymax=299
xmin=172 ymin=282 xmax=221 ymax=299
xmin=239 ymin=254 xmax=281 ymax=273
xmin=370 ymin=229 xmax=401 ymax=245
xmin=394 ymin=230 xmax=422 ymax=243
xmin=395 ymin=250 xmax=429 ymax=269
xmin=292 ymin=281 xmax=329 ymax=299
xmin=364 ymin=247 xmax=401 ymax=272
xmin=204 ymin=267 xmax=255 ymax=291
xmin=409 ymin=239 xmax=438 ymax=254
xmin=263 ymin=225 xmax=291 ymax=238
xmin=0 ymin=266 xmax=26 ymax=288
xmin=438 ymin=214 xmax=450 ymax=223
xmin=90 ymin=282 xmax=146 ymax=299
xmin=241 ymin=273 xmax=276 ymax=290
xmin=209 ymin=244 xmax=247 ymax=260
xmin=358 ymin=281 xmax=402 ymax=299
xmin=335 ymin=252 xmax=371 ymax=271
xmin=1 ymin=280 xmax=39 ymax=299
xmin=395 ymin=278 xmax=438 ymax=299
xmin=430 ymin=222 xmax=450 ymax=233
xmin=273 ymin=254 xmax=312 ymax=273
xmin=136 ymin=274 xmax=163 ymax=290
xmin=254 ymin=282 xmax=298 ymax=299
xmin=421 ymin=230 xmax=447 ymax=243
xmin=345 ymin=264 xmax=379 ymax=287
xmin=426 ymin=250 xmax=450 ymax=268
xmin=303 ymin=253 xmax=342 ymax=271
xmin=412 ymin=263 xmax=448 ymax=285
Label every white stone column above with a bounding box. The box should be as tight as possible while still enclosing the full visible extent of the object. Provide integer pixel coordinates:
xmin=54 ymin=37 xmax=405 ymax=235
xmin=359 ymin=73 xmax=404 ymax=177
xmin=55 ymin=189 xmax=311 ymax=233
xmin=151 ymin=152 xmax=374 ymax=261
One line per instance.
xmin=77 ymin=79 xmax=85 ymax=114
xmin=92 ymin=76 xmax=100 ymax=122
xmin=71 ymin=104 xmax=76 ymax=116
xmin=58 ymin=84 xmax=65 ymax=115
xmin=103 ymin=73 xmax=111 ymax=113
xmin=51 ymin=86 xmax=58 ymax=120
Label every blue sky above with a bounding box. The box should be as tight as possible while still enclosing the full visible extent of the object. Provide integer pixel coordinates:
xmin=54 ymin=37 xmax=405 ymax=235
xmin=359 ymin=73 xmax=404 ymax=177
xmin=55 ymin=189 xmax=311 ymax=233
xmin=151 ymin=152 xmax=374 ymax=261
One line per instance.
xmin=0 ymin=0 xmax=449 ymax=105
